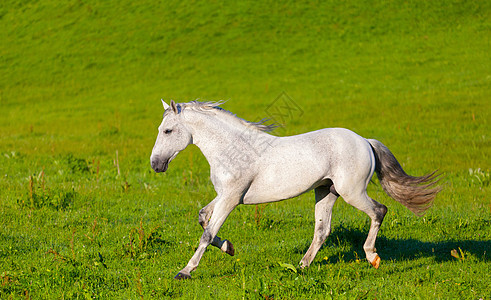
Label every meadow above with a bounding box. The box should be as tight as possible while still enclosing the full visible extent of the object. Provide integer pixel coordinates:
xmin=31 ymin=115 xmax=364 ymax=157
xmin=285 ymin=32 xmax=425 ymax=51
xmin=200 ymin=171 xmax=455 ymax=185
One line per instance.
xmin=1 ymin=0 xmax=490 ymax=298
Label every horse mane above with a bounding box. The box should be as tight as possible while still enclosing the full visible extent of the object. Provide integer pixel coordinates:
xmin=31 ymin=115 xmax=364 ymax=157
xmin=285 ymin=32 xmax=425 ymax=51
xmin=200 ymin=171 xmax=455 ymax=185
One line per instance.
xmin=179 ymin=100 xmax=277 ymax=132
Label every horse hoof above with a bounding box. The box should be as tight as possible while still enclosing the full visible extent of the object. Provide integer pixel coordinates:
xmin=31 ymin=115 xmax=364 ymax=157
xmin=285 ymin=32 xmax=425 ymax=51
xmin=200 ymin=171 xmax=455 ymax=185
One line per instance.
xmin=299 ymin=262 xmax=308 ymax=269
xmin=174 ymin=272 xmax=191 ymax=280
xmin=225 ymin=240 xmax=235 ymax=256
xmin=370 ymin=255 xmax=381 ymax=269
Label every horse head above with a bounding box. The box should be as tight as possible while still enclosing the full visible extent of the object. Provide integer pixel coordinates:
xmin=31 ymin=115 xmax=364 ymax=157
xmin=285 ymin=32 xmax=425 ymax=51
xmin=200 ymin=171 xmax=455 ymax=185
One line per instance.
xmin=150 ymin=100 xmax=192 ymax=172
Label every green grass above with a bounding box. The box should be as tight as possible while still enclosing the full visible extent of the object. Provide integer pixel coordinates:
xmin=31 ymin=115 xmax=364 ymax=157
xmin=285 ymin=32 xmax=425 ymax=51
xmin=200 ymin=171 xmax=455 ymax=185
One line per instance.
xmin=1 ymin=0 xmax=490 ymax=298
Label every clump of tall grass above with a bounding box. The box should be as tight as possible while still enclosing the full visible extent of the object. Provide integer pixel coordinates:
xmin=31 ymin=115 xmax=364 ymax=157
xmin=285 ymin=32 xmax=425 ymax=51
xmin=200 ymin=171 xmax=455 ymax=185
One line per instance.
xmin=122 ymin=220 xmax=168 ymax=259
xmin=17 ymin=172 xmax=75 ymax=210
xmin=468 ymin=168 xmax=490 ymax=187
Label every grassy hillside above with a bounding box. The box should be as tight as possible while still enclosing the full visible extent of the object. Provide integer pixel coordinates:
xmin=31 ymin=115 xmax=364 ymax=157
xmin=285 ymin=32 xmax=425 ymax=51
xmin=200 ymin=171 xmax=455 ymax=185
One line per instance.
xmin=1 ymin=0 xmax=490 ymax=298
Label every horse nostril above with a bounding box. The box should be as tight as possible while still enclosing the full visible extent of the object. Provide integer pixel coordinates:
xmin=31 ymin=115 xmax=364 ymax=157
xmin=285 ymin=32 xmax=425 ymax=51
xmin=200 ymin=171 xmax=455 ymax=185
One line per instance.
xmin=151 ymin=155 xmax=169 ymax=173
xmin=151 ymin=157 xmax=160 ymax=171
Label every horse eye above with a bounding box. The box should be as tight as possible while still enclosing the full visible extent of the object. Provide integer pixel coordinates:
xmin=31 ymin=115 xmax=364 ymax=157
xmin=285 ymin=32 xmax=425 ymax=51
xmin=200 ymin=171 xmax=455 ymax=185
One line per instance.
xmin=164 ymin=129 xmax=173 ymax=134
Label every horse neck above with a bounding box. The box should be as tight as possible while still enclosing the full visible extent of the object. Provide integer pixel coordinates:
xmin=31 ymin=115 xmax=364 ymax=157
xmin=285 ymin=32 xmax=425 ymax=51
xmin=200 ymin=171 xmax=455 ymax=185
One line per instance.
xmin=183 ymin=110 xmax=276 ymax=167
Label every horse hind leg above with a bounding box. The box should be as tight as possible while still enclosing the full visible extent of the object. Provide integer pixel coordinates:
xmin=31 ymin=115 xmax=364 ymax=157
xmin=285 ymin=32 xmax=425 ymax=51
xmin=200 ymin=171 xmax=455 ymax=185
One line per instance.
xmin=198 ymin=200 xmax=234 ymax=256
xmin=300 ymin=185 xmax=338 ymax=268
xmin=343 ymin=192 xmax=387 ymax=268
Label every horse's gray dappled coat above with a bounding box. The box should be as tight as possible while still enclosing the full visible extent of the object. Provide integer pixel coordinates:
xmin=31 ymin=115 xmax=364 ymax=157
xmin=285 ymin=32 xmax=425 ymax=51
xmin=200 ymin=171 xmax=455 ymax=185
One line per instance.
xmin=151 ymin=100 xmax=441 ymax=280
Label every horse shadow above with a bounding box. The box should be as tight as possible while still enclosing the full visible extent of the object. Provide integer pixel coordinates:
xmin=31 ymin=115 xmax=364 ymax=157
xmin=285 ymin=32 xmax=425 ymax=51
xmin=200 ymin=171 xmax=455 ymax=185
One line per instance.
xmin=294 ymin=226 xmax=490 ymax=265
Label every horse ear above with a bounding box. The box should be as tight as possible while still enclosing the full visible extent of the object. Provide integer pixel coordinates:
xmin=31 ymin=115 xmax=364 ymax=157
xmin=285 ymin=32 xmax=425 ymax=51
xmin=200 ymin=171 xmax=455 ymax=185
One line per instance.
xmin=161 ymin=99 xmax=170 ymax=110
xmin=170 ymin=100 xmax=179 ymax=114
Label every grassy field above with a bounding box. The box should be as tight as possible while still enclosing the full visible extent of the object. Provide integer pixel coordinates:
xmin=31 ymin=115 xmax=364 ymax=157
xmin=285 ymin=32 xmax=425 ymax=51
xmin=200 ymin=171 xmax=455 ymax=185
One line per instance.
xmin=1 ymin=0 xmax=490 ymax=298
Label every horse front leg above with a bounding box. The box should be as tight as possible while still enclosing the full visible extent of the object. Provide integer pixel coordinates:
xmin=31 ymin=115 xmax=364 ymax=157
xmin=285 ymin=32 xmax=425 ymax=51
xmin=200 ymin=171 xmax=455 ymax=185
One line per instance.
xmin=198 ymin=200 xmax=235 ymax=256
xmin=198 ymin=199 xmax=215 ymax=229
xmin=176 ymin=197 xmax=238 ymax=280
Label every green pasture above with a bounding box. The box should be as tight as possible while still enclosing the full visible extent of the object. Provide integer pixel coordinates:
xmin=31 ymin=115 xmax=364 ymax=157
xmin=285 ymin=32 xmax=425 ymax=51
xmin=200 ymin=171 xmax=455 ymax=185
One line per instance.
xmin=1 ymin=0 xmax=490 ymax=298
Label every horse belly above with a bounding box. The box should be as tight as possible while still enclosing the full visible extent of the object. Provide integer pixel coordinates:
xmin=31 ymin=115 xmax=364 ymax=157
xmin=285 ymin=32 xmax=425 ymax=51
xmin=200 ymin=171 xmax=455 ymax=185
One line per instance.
xmin=241 ymin=128 xmax=372 ymax=204
xmin=242 ymin=158 xmax=327 ymax=205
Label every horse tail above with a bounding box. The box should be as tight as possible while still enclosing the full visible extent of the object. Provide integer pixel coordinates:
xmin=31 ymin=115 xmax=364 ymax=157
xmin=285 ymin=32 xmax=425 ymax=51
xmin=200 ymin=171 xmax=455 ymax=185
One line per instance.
xmin=367 ymin=139 xmax=442 ymax=216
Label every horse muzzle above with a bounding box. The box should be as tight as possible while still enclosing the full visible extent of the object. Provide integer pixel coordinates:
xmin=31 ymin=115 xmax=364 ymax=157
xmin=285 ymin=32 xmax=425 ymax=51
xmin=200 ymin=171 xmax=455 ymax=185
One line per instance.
xmin=151 ymin=156 xmax=169 ymax=173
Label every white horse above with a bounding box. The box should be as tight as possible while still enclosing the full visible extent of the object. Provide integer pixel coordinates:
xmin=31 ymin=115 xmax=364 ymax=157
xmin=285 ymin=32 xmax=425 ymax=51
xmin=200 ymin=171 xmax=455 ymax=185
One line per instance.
xmin=150 ymin=100 xmax=441 ymax=280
